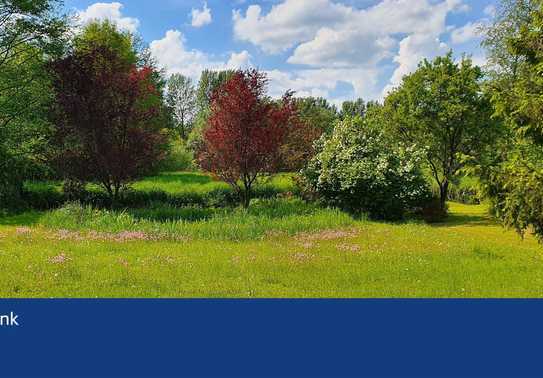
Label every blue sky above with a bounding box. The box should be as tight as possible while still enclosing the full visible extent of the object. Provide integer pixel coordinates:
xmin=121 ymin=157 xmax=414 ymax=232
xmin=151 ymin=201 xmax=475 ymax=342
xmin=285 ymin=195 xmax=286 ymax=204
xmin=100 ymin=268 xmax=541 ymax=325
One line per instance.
xmin=65 ymin=0 xmax=499 ymax=105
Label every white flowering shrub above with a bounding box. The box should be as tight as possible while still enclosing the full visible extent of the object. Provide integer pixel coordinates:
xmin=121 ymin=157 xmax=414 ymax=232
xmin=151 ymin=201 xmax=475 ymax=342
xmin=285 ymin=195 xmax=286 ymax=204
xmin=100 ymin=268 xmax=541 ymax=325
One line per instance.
xmin=303 ymin=116 xmax=430 ymax=220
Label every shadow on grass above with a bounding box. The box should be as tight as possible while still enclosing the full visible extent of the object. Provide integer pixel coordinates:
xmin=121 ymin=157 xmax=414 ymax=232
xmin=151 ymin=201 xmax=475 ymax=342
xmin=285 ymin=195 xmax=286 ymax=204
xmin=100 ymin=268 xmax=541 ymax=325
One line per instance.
xmin=431 ymin=213 xmax=496 ymax=228
xmin=0 ymin=211 xmax=43 ymax=227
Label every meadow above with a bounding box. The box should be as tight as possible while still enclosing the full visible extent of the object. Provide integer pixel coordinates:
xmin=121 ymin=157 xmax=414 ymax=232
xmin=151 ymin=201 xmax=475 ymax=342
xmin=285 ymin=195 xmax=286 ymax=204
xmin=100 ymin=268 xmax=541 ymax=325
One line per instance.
xmin=1 ymin=172 xmax=542 ymax=298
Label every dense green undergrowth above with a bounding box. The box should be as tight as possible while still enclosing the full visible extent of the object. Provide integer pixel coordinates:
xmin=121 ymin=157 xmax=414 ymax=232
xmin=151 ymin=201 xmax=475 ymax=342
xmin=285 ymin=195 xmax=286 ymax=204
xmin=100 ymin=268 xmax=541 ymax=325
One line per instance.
xmin=39 ymin=199 xmax=355 ymax=241
xmin=21 ymin=172 xmax=297 ymax=210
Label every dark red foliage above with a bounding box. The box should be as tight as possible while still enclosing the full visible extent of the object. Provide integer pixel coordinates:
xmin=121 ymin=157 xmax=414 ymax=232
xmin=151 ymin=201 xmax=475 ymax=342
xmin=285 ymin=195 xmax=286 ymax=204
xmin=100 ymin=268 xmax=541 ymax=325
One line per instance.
xmin=198 ymin=69 xmax=297 ymax=207
xmin=280 ymin=118 xmax=323 ymax=171
xmin=50 ymin=45 xmax=167 ymax=200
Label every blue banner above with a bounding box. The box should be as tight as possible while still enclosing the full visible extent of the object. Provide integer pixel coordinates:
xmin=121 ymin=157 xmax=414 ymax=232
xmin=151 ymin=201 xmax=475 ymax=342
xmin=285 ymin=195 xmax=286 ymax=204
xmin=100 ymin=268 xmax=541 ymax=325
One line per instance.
xmin=0 ymin=300 xmax=541 ymax=377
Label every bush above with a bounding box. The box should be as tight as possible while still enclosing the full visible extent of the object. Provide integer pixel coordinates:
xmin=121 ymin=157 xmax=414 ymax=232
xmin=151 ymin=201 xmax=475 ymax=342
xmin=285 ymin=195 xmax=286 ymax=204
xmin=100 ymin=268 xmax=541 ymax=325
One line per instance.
xmin=302 ymin=116 xmax=431 ymax=220
xmin=158 ymin=138 xmax=194 ymax=172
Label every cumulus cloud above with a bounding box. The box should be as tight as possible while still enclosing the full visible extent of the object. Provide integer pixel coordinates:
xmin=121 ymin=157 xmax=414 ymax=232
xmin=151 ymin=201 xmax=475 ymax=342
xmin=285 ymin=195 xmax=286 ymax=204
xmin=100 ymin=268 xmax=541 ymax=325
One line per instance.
xmin=191 ymin=2 xmax=212 ymax=28
xmin=383 ymin=34 xmax=449 ymax=95
xmin=288 ymin=28 xmax=395 ymax=68
xmin=227 ymin=50 xmax=252 ymax=69
xmin=146 ymin=0 xmax=490 ymax=105
xmin=76 ymin=2 xmax=139 ymax=32
xmin=150 ymin=29 xmax=252 ymax=80
xmin=233 ymin=0 xmax=353 ymax=54
xmin=232 ymin=0 xmax=472 ymax=100
xmin=266 ymin=67 xmax=381 ymax=103
xmin=450 ymin=21 xmax=482 ymax=44
xmin=233 ymin=0 xmax=463 ymax=59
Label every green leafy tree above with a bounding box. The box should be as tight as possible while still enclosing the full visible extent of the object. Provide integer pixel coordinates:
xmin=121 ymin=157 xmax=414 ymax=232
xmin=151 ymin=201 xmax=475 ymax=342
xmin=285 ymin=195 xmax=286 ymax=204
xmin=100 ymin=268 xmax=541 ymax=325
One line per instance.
xmin=294 ymin=97 xmax=338 ymax=133
xmin=0 ymin=0 xmax=66 ymax=204
xmin=74 ymin=20 xmax=137 ymax=64
xmin=75 ymin=20 xmax=167 ymax=93
xmin=483 ymin=0 xmax=543 ymax=241
xmin=166 ymin=73 xmax=197 ymax=139
xmin=481 ymin=0 xmax=536 ymax=79
xmin=384 ymin=53 xmax=496 ymax=212
xmin=196 ymin=69 xmax=235 ymax=113
xmin=188 ymin=69 xmax=235 ymax=151
xmin=340 ymin=98 xmax=366 ymax=119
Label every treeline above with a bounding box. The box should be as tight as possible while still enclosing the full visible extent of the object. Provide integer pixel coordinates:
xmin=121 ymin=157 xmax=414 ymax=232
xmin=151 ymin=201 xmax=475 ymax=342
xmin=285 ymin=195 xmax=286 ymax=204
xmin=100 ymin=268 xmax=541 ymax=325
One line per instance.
xmin=2 ymin=0 xmax=543 ymax=241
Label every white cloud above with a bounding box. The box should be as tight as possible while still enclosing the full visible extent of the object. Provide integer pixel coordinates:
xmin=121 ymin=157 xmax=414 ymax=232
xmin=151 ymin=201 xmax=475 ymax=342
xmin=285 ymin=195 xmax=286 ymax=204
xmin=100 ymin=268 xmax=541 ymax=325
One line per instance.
xmin=77 ymin=2 xmax=139 ymax=33
xmin=288 ymin=27 xmax=395 ymax=68
xmin=383 ymin=34 xmax=449 ymax=96
xmin=451 ymin=21 xmax=482 ymax=44
xmin=233 ymin=0 xmax=464 ymax=60
xmin=233 ymin=0 xmax=353 ymax=54
xmin=233 ymin=0 xmax=471 ymax=100
xmin=149 ymin=29 xmax=376 ymax=102
xmin=266 ymin=67 xmax=381 ymax=103
xmin=150 ymin=30 xmax=251 ymax=81
xmin=227 ymin=50 xmax=252 ymax=69
xmin=191 ymin=2 xmax=212 ymax=28
xmin=469 ymin=54 xmax=488 ymax=68
xmin=150 ymin=30 xmax=216 ymax=79
xmin=484 ymin=5 xmax=497 ymax=18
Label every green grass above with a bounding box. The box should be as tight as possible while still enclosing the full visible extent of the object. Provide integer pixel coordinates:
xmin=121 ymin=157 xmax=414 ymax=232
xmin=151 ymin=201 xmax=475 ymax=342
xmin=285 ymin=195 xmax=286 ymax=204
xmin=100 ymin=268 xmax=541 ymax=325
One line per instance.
xmin=21 ymin=172 xmax=298 ymax=209
xmin=1 ymin=200 xmax=543 ymax=298
xmin=131 ymin=172 xmax=295 ymax=194
xmin=25 ymin=172 xmax=296 ymax=196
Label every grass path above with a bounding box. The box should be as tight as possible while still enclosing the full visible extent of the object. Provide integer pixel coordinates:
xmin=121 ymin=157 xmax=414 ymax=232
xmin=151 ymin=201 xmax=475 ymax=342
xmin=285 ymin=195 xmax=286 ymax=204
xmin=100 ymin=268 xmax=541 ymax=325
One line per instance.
xmin=1 ymin=203 xmax=542 ymax=298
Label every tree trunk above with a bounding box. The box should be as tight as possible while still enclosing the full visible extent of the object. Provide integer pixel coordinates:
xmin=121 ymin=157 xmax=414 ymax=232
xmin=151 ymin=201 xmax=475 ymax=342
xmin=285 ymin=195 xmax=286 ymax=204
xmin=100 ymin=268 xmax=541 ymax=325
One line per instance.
xmin=241 ymin=182 xmax=252 ymax=209
xmin=242 ymin=190 xmax=251 ymax=209
xmin=180 ymin=123 xmax=186 ymax=140
xmin=439 ymin=180 xmax=449 ymax=213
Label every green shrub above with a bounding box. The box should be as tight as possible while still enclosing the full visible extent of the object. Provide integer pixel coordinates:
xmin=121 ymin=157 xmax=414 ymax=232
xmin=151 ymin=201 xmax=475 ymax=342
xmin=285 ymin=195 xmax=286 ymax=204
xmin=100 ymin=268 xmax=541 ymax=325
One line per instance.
xmin=303 ymin=116 xmax=431 ymax=220
xmin=157 ymin=138 xmax=194 ymax=172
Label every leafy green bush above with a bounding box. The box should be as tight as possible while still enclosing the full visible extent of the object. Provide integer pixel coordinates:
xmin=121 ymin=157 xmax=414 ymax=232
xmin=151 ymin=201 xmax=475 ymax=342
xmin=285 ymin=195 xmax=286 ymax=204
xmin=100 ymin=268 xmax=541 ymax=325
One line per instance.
xmin=158 ymin=138 xmax=194 ymax=172
xmin=302 ymin=116 xmax=431 ymax=220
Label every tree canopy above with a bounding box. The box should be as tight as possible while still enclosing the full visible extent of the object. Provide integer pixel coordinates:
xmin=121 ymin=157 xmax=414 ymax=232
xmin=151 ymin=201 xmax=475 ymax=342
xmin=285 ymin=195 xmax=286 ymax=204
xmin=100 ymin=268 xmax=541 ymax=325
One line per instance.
xmin=0 ymin=0 xmax=67 ymax=202
xmin=482 ymin=0 xmax=543 ymax=240
xmin=384 ymin=53 xmax=496 ymax=212
xmin=166 ymin=73 xmax=197 ymax=139
xmin=50 ymin=24 xmax=167 ymax=201
xmin=198 ymin=69 xmax=297 ymax=208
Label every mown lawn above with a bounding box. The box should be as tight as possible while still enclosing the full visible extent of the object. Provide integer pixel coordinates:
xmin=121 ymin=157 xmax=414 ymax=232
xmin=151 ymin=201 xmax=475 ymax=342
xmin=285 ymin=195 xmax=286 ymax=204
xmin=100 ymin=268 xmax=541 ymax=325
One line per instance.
xmin=1 ymin=197 xmax=542 ymax=298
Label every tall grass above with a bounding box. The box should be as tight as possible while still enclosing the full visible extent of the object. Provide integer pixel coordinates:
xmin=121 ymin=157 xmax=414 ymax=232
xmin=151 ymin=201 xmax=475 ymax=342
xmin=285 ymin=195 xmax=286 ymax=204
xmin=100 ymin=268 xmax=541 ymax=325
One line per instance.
xmin=39 ymin=199 xmax=355 ymax=241
xmin=23 ymin=172 xmax=298 ymax=210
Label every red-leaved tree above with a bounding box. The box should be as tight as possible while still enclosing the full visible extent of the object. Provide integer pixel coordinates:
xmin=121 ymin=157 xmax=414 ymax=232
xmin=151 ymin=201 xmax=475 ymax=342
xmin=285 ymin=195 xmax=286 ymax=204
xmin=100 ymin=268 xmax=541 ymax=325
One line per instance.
xmin=280 ymin=119 xmax=323 ymax=171
xmin=50 ymin=45 xmax=167 ymax=201
xmin=198 ymin=69 xmax=297 ymax=208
